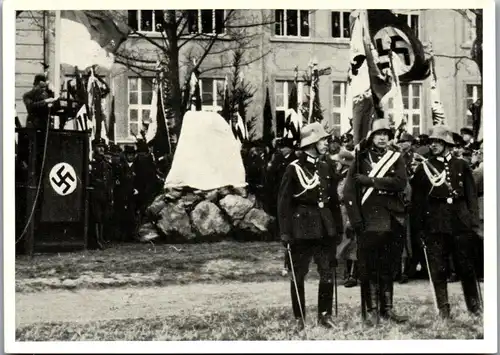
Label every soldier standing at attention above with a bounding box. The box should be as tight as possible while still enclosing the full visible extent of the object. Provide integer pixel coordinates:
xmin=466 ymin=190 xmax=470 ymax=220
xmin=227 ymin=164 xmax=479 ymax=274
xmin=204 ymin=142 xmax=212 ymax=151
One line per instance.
xmin=343 ymin=119 xmax=409 ymax=326
xmin=411 ymin=125 xmax=481 ymax=319
xmin=278 ymin=122 xmax=342 ymax=330
xmin=115 ymin=145 xmax=139 ymax=242
xmin=89 ymin=138 xmax=114 ymax=249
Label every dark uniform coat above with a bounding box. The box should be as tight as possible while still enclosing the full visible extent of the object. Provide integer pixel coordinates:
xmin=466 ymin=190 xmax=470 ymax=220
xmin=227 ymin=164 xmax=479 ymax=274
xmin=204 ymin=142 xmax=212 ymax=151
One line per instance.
xmin=411 ymin=152 xmax=479 ymax=235
xmin=343 ymin=148 xmax=407 ymax=234
xmin=23 ymin=87 xmax=59 ymax=129
xmin=90 ymin=154 xmax=114 ymax=222
xmin=265 ymin=150 xmax=297 ymax=216
xmin=277 ymin=153 xmax=343 ymax=242
xmin=134 ymin=152 xmax=160 ymax=209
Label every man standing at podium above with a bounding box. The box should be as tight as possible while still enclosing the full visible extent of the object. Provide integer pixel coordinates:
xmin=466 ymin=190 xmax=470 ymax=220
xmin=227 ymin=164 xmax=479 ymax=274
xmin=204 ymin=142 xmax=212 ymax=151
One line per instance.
xmin=23 ymin=74 xmax=60 ymax=130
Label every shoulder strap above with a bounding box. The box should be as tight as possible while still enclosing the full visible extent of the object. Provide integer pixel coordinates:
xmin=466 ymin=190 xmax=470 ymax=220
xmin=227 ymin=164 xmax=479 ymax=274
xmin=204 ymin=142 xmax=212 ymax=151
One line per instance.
xmin=361 ymin=151 xmax=401 ymax=205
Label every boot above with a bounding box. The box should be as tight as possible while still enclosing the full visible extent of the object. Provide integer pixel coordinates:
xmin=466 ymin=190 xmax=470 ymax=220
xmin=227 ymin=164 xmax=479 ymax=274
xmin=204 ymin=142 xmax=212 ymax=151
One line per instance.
xmin=434 ymin=281 xmax=451 ymax=319
xmin=380 ymin=280 xmax=409 ymax=323
xmin=362 ymin=281 xmax=379 ymax=326
xmin=317 ymin=282 xmax=335 ymax=328
xmin=344 ymin=261 xmax=358 ymax=288
xmin=461 ymin=277 xmax=482 ymax=315
xmin=291 ymin=279 xmax=306 ymax=321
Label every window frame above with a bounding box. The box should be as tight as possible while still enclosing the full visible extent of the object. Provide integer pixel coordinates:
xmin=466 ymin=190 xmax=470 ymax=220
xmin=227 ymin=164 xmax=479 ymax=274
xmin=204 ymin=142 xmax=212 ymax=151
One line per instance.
xmin=386 ymin=82 xmax=422 ymax=136
xmin=394 ymin=10 xmax=420 ymax=38
xmin=275 ymin=80 xmax=305 ymax=112
xmin=274 ymin=10 xmax=311 ymax=38
xmin=129 ymin=10 xmax=164 ymax=33
xmin=127 ymin=77 xmax=154 ymax=139
xmin=187 ymin=10 xmax=227 ymax=36
xmin=465 ymin=83 xmax=482 ymax=127
xmin=199 ymin=78 xmax=225 ymax=112
xmin=331 ymin=81 xmax=348 ymax=136
xmin=330 ymin=11 xmax=351 ymax=40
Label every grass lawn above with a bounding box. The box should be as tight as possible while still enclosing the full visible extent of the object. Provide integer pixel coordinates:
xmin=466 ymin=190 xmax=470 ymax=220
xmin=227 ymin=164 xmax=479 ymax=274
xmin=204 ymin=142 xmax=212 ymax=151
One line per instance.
xmin=16 ymin=241 xmax=331 ymax=292
xmin=16 ymin=294 xmax=483 ymax=341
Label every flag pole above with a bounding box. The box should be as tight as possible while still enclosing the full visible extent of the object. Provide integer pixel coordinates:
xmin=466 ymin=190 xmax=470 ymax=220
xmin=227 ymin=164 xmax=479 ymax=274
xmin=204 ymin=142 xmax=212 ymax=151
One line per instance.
xmin=54 ymin=10 xmax=62 ymax=97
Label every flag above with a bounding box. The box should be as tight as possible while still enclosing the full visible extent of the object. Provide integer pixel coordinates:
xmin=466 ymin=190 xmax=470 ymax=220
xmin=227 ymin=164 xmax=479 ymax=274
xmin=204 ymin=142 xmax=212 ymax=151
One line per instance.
xmin=288 ymin=67 xmax=299 ymax=112
xmin=60 ymin=11 xmax=129 ymax=70
xmin=221 ymin=76 xmax=231 ymax=122
xmin=262 ymin=87 xmax=274 ymax=149
xmin=188 ymin=67 xmax=202 ymax=111
xmin=283 ymin=109 xmax=302 ymax=145
xmin=145 ymin=82 xmax=158 ymax=142
xmin=307 ymin=62 xmax=323 ymax=123
xmin=380 ymin=51 xmax=406 ymax=137
xmin=366 ymin=10 xmax=430 ymax=83
xmin=469 ymin=99 xmax=482 ymax=141
xmin=430 ymin=54 xmax=446 ymax=126
xmin=108 ymin=95 xmax=116 ymax=143
xmin=149 ymin=83 xmax=171 ymax=158
xmin=348 ymin=10 xmax=376 ymax=145
xmin=232 ymin=112 xmax=248 ymax=143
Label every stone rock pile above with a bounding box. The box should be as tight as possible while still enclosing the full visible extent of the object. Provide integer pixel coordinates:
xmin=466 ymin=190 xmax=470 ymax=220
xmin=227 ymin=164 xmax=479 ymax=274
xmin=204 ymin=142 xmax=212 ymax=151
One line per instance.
xmin=138 ymin=186 xmax=276 ymax=243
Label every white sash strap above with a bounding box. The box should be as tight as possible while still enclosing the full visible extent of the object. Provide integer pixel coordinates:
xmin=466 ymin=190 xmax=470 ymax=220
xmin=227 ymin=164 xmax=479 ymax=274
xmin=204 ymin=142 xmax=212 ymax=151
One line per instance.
xmin=361 ymin=151 xmax=401 ymax=205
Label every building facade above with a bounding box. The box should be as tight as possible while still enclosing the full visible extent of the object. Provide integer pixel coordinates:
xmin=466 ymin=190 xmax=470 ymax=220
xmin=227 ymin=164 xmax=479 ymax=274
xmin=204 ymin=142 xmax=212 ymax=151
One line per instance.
xmin=15 ymin=9 xmax=481 ymax=143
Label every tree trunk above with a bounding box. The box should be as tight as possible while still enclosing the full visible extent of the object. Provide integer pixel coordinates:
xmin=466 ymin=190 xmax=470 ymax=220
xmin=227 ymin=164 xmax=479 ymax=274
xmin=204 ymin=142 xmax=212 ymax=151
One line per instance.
xmin=164 ymin=10 xmax=183 ymax=140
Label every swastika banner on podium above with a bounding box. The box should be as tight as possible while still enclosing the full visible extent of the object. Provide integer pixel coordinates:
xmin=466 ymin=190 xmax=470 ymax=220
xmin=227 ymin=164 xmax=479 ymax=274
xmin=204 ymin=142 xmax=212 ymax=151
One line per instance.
xmin=40 ymin=133 xmax=86 ymax=222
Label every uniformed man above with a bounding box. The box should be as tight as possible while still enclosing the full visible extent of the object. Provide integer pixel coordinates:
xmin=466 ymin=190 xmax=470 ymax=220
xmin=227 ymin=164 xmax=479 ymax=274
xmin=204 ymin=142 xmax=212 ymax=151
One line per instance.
xmin=115 ymin=145 xmax=139 ymax=242
xmin=134 ymin=139 xmax=160 ymax=225
xmin=411 ymin=125 xmax=481 ymax=319
xmin=277 ymin=122 xmax=343 ymax=330
xmin=89 ymin=138 xmax=114 ymax=249
xmin=460 ymin=126 xmax=475 ymax=150
xmin=23 ymin=74 xmax=60 ymax=130
xmin=343 ymin=119 xmax=409 ymax=326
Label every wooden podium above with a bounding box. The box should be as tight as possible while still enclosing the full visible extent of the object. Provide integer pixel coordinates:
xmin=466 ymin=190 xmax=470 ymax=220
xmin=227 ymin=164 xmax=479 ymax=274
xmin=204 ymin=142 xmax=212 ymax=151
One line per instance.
xmin=16 ymin=128 xmax=91 ymax=256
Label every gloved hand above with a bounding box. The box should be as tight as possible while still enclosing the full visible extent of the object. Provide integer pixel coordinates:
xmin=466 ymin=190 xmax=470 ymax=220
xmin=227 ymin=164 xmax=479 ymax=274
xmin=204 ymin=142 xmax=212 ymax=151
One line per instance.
xmin=345 ymin=226 xmax=355 ymax=240
xmin=281 ymin=234 xmax=293 ymax=248
xmin=354 ymin=174 xmax=374 ymax=187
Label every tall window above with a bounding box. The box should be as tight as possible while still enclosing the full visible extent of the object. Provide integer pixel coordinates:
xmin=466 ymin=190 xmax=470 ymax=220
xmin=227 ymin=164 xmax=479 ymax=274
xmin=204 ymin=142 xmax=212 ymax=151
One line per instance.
xmin=200 ymin=78 xmax=225 ymax=112
xmin=466 ymin=84 xmax=481 ymax=126
xmin=128 ymin=77 xmax=153 ymax=137
xmin=331 ymin=11 xmax=350 ymax=39
xmin=187 ymin=10 xmax=225 ymax=35
xmin=128 ymin=10 xmax=164 ymax=32
xmin=387 ymin=83 xmax=422 ymax=136
xmin=275 ymin=80 xmax=305 ymax=137
xmin=275 ymin=10 xmax=310 ymax=37
xmin=331 ymin=81 xmax=347 ymax=137
xmin=395 ymin=11 xmax=420 ymax=38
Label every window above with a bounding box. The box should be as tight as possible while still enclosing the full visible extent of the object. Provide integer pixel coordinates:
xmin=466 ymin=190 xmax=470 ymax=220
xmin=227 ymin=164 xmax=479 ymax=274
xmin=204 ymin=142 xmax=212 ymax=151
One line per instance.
xmin=466 ymin=84 xmax=481 ymax=126
xmin=331 ymin=11 xmax=350 ymax=39
xmin=395 ymin=11 xmax=420 ymax=38
xmin=128 ymin=77 xmax=154 ymax=137
xmin=387 ymin=83 xmax=422 ymax=136
xmin=275 ymin=80 xmax=305 ymax=136
xmin=128 ymin=10 xmax=164 ymax=32
xmin=200 ymin=78 xmax=225 ymax=112
xmin=275 ymin=10 xmax=310 ymax=37
xmin=187 ymin=10 xmax=225 ymax=35
xmin=331 ymin=81 xmax=348 ymax=137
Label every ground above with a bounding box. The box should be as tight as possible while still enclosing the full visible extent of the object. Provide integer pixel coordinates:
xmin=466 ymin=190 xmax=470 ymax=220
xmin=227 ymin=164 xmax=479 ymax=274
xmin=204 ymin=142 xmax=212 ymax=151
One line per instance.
xmin=15 ymin=241 xmax=484 ymax=341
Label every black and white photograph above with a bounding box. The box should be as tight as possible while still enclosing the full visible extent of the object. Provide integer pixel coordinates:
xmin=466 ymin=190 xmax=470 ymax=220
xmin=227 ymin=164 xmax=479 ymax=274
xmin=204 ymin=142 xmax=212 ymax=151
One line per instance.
xmin=4 ymin=0 xmax=497 ymax=352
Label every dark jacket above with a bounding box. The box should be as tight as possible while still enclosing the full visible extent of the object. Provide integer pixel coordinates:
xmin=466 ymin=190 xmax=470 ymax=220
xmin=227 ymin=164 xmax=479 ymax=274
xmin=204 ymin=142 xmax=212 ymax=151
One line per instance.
xmin=134 ymin=152 xmax=160 ymax=206
xmin=23 ymin=86 xmax=59 ymax=129
xmin=343 ymin=147 xmax=407 ymax=233
xmin=89 ymin=154 xmax=114 ymax=221
xmin=265 ymin=150 xmax=297 ymax=216
xmin=277 ymin=153 xmax=343 ymax=243
xmin=411 ymin=152 xmax=479 ymax=235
